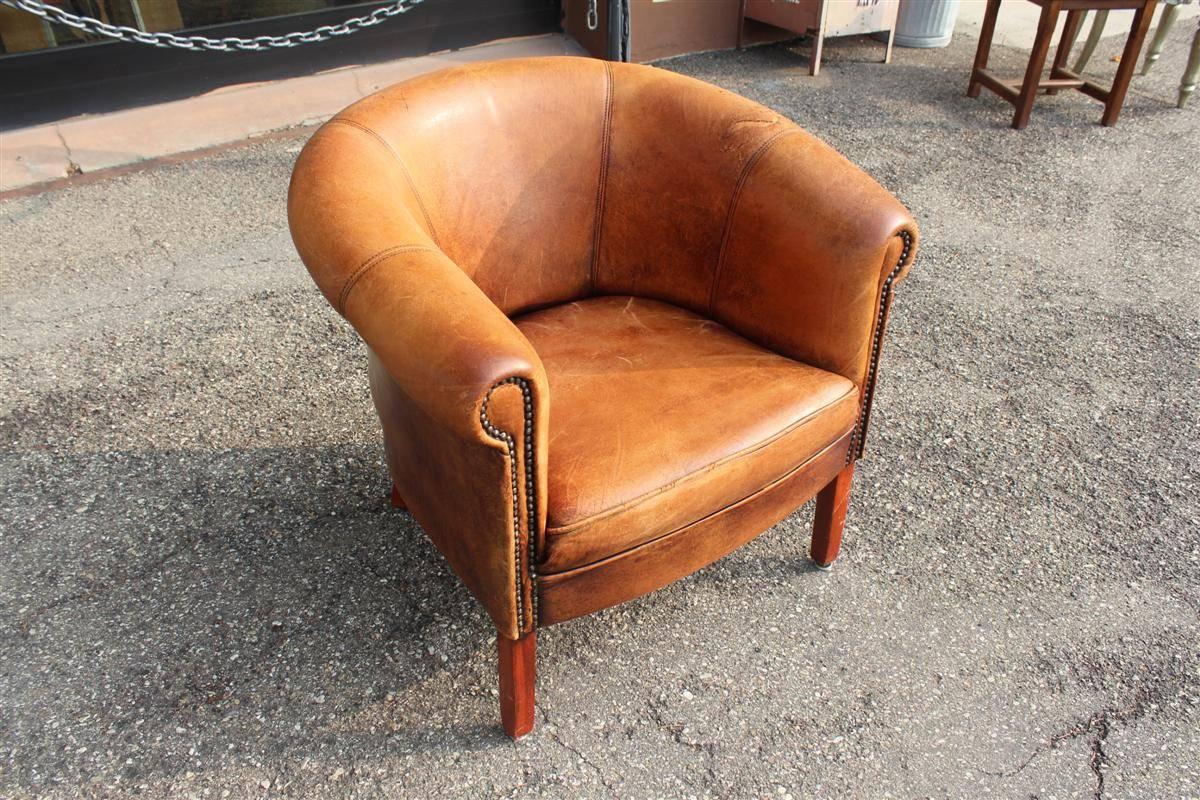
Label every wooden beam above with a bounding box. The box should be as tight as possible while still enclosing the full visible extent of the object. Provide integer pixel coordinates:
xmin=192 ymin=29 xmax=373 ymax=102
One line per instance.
xmin=1001 ymin=77 xmax=1086 ymax=89
xmin=1052 ymin=65 xmax=1112 ymax=101
xmin=973 ymin=68 xmax=1020 ymax=102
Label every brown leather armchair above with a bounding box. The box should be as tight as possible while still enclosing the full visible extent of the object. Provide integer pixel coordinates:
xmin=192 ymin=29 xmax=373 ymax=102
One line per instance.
xmin=288 ymin=57 xmax=918 ymax=739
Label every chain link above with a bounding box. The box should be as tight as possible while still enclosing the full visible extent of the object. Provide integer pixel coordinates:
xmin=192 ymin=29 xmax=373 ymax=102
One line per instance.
xmin=0 ymin=0 xmax=426 ymax=52
xmin=586 ymin=0 xmax=598 ymax=31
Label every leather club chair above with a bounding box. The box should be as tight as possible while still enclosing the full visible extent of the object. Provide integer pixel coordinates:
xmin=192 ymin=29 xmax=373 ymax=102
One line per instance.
xmin=288 ymin=57 xmax=918 ymax=739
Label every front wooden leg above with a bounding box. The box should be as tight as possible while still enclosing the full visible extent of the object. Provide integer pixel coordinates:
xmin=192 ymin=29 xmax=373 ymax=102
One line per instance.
xmin=498 ymin=630 xmax=536 ymax=739
xmin=811 ymin=462 xmax=855 ymax=569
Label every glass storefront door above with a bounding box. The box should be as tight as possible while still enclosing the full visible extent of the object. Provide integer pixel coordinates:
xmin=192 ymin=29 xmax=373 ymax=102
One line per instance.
xmin=0 ymin=0 xmax=370 ymax=54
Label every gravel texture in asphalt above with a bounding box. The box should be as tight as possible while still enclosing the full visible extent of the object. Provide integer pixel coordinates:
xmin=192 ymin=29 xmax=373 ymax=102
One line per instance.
xmin=2 ymin=24 xmax=1198 ymax=800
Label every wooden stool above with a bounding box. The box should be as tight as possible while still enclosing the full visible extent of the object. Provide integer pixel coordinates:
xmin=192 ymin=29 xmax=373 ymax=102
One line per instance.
xmin=968 ymin=0 xmax=1159 ymax=128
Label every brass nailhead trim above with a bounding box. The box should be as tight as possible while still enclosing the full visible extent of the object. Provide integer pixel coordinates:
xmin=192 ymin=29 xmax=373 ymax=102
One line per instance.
xmin=850 ymin=230 xmax=914 ymax=463
xmin=479 ymin=377 xmax=539 ymax=631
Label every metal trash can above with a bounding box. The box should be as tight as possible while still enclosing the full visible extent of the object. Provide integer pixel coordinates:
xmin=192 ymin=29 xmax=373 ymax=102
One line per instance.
xmin=892 ymin=0 xmax=960 ymax=48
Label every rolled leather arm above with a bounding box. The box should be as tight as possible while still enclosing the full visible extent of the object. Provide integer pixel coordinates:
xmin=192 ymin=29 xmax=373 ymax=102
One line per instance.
xmin=708 ymin=128 xmax=919 ymax=457
xmin=288 ymin=120 xmax=548 ymax=638
xmin=353 ymin=254 xmax=548 ymax=640
xmin=343 ymin=245 xmax=547 ymax=443
xmin=287 ymin=121 xmax=544 ymax=433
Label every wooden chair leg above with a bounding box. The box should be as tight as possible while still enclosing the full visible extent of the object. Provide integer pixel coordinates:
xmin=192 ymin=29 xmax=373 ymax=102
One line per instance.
xmin=498 ymin=630 xmax=536 ymax=739
xmin=389 ymin=483 xmax=406 ymax=509
xmin=1013 ymin=1 xmax=1060 ymax=129
xmin=1073 ymin=9 xmax=1109 ymax=73
xmin=1180 ymin=22 xmax=1200 ymax=108
xmin=1102 ymin=0 xmax=1157 ymax=126
xmin=811 ymin=462 xmax=855 ymax=569
xmin=1049 ymin=9 xmax=1086 ymax=93
xmin=1142 ymin=2 xmax=1179 ymax=75
xmin=968 ymin=0 xmax=1003 ymax=97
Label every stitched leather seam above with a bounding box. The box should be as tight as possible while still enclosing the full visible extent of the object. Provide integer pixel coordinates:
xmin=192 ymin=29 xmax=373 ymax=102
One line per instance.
xmin=480 ymin=377 xmax=539 ymax=632
xmin=849 ymin=229 xmax=914 ymax=463
xmin=324 ymin=117 xmax=441 ymax=247
xmin=337 ymin=244 xmax=434 ymax=314
xmin=545 ymin=384 xmax=857 ymax=537
xmin=590 ymin=61 xmax=615 ymax=292
xmin=540 ymin=429 xmax=854 ymax=579
xmin=708 ymin=127 xmax=798 ymax=313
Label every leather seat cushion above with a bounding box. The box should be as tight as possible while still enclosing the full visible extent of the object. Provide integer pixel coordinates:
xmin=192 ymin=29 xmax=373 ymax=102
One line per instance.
xmin=514 ymin=296 xmax=859 ymax=573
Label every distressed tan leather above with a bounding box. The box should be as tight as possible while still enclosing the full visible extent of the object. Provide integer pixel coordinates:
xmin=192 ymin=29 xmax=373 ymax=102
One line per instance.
xmin=287 ymin=57 xmax=917 ymax=641
xmin=515 ymin=296 xmax=859 ymax=572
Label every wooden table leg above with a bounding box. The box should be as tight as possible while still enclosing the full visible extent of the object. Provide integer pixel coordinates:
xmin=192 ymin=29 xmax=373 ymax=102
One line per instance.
xmin=1013 ymin=1 xmax=1061 ymax=129
xmin=1142 ymin=2 xmax=1179 ymax=75
xmin=968 ymin=0 xmax=1003 ymax=97
xmin=1178 ymin=20 xmax=1200 ymax=108
xmin=1102 ymin=0 xmax=1157 ymax=125
xmin=1049 ymin=9 xmax=1086 ymax=93
xmin=811 ymin=17 xmax=826 ymax=76
xmin=1073 ymin=9 xmax=1109 ymax=72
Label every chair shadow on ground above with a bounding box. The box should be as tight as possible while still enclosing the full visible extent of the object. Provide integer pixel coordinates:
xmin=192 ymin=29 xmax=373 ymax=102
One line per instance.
xmin=3 ymin=442 xmax=522 ymax=791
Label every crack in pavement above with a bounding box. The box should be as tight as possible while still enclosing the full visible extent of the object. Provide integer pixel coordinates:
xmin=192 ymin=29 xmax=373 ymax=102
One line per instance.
xmin=53 ymin=125 xmax=83 ymax=177
xmin=980 ymin=689 xmax=1148 ymax=799
xmin=646 ymin=700 xmax=720 ymax=790
xmin=535 ymin=705 xmax=621 ymax=799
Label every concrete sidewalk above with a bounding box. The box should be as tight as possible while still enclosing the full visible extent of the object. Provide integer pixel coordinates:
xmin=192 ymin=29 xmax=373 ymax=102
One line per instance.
xmin=956 ymin=0 xmax=1198 ymax=49
xmin=0 ymin=33 xmax=583 ymax=193
xmin=5 ymin=2 xmax=1199 ymax=194
xmin=1 ymin=19 xmax=1197 ymax=800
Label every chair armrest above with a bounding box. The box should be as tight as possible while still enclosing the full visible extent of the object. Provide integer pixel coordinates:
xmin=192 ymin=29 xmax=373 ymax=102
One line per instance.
xmin=709 ymin=128 xmax=919 ymax=458
xmin=288 ymin=120 xmax=548 ymax=638
xmin=287 ymin=120 xmax=547 ymax=439
xmin=352 ymin=248 xmax=550 ymax=640
xmin=343 ymin=244 xmax=547 ymax=444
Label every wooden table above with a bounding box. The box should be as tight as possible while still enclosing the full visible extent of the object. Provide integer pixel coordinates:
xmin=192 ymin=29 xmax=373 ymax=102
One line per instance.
xmin=740 ymin=0 xmax=899 ymax=76
xmin=968 ymin=0 xmax=1159 ymax=128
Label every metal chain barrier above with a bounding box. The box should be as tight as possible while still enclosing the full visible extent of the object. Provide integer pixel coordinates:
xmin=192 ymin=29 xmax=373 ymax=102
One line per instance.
xmin=0 ymin=0 xmax=427 ymax=52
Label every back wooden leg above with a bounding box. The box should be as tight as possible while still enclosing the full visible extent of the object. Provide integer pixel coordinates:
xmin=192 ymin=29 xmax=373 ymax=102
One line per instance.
xmin=811 ymin=462 xmax=855 ymax=569
xmin=389 ymin=483 xmax=406 ymax=509
xmin=968 ymin=0 xmax=1002 ymax=97
xmin=1049 ymin=9 xmax=1085 ymax=93
xmin=498 ymin=630 xmax=536 ymax=739
xmin=1013 ymin=1 xmax=1060 ymax=129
